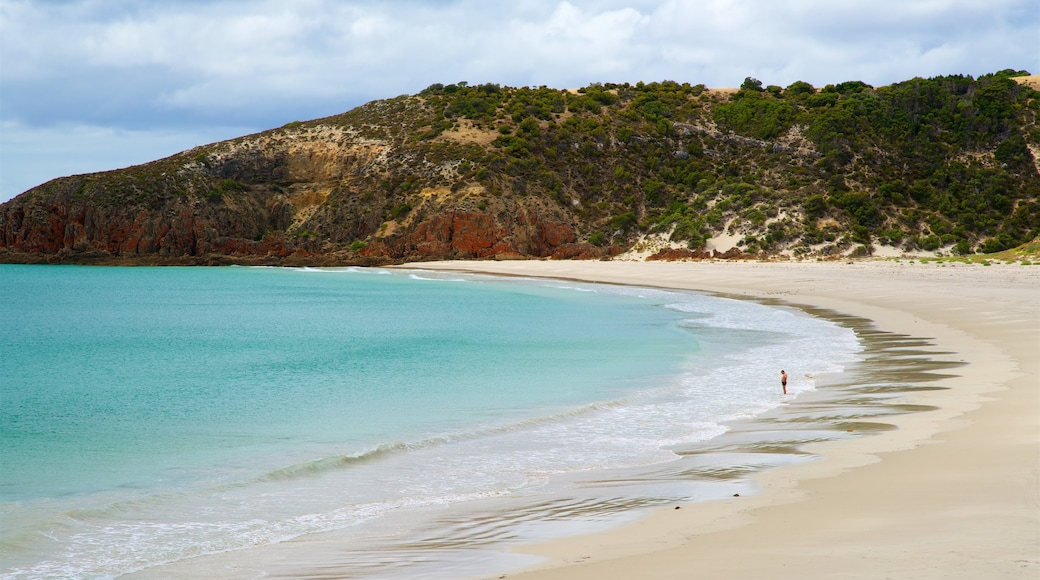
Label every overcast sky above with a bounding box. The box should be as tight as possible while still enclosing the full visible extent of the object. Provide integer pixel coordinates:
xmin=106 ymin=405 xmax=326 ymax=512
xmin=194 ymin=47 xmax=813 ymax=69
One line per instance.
xmin=1 ymin=0 xmax=1037 ymax=202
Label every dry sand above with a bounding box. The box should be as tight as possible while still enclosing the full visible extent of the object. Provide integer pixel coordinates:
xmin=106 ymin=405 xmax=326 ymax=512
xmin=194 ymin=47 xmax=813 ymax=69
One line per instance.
xmin=404 ymin=259 xmax=1039 ymax=579
xmin=1014 ymin=75 xmax=1040 ymax=91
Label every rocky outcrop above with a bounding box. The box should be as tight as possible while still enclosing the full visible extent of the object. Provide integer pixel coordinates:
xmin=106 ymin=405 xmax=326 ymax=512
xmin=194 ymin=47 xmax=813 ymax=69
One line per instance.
xmin=0 ymin=177 xmax=295 ymax=263
xmin=643 ymin=247 xmax=756 ymax=261
xmin=646 ymin=247 xmax=712 ymax=261
xmin=354 ymin=210 xmax=608 ymax=262
xmin=0 ymin=164 xmax=608 ymax=265
xmin=402 ymin=211 xmax=515 ymax=258
xmin=0 ymin=116 xmax=614 ymax=264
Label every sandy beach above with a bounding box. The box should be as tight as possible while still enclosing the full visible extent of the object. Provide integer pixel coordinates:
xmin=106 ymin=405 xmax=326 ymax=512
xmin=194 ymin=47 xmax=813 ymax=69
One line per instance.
xmin=404 ymin=259 xmax=1039 ymax=579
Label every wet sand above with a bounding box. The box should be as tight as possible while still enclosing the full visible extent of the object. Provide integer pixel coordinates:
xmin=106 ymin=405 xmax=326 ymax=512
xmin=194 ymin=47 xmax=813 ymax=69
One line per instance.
xmin=406 ymin=259 xmax=1039 ymax=579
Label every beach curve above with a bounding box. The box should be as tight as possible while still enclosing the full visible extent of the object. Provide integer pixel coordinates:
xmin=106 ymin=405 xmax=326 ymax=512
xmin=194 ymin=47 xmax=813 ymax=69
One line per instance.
xmin=401 ymin=259 xmax=1039 ymax=580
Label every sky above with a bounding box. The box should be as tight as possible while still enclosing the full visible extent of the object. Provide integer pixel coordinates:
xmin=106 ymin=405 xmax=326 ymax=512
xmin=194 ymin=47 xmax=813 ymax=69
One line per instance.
xmin=1 ymin=0 xmax=1038 ymax=202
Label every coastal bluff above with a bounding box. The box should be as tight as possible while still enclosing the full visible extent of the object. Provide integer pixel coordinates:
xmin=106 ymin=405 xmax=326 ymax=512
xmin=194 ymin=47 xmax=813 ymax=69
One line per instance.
xmin=2 ymin=71 xmax=1038 ymax=265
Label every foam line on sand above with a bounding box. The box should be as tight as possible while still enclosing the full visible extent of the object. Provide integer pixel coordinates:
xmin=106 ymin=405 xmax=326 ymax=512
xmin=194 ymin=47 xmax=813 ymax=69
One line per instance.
xmin=400 ymin=260 xmax=1039 ymax=580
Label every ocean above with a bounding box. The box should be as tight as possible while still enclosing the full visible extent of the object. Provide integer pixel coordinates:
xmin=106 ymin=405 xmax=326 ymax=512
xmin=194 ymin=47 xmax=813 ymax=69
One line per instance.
xmin=0 ymin=265 xmax=861 ymax=579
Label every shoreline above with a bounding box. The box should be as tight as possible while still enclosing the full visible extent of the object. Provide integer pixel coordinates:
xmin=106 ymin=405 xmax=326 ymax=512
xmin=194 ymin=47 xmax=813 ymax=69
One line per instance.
xmin=401 ymin=259 xmax=1039 ymax=579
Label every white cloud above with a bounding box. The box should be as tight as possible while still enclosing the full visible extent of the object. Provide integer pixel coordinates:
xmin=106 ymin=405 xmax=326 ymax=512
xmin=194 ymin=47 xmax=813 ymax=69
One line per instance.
xmin=6 ymin=1 xmax=1036 ymax=106
xmin=1 ymin=0 xmax=1037 ymax=201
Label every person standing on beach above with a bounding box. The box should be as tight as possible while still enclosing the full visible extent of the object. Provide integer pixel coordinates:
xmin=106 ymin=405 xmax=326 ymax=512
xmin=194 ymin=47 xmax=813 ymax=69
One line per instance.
xmin=780 ymin=370 xmax=788 ymax=395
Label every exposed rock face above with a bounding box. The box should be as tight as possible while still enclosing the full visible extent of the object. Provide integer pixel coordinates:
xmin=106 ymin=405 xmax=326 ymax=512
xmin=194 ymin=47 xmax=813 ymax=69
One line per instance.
xmin=0 ymin=184 xmax=603 ymax=264
xmin=401 ymin=211 xmax=514 ymax=258
xmin=0 ymin=121 xmax=608 ymax=265
xmin=358 ymin=210 xmax=605 ymax=261
xmin=0 ymin=177 xmax=296 ymax=263
xmin=646 ymin=247 xmax=713 ymax=261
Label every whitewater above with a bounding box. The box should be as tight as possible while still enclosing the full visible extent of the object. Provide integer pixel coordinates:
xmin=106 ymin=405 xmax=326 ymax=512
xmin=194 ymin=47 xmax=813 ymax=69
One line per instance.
xmin=0 ymin=265 xmax=860 ymax=579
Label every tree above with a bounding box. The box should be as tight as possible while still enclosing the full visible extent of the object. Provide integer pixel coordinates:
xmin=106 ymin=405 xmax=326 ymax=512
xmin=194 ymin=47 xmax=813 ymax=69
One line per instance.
xmin=741 ymin=77 xmax=764 ymax=92
xmin=784 ymin=80 xmax=816 ymax=97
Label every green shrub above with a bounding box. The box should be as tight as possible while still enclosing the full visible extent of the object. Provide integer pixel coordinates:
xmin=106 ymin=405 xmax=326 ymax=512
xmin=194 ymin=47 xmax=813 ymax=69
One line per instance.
xmin=206 ymin=178 xmax=246 ymax=202
xmin=921 ymin=235 xmax=942 ymax=251
xmin=609 ymin=211 xmax=638 ymax=232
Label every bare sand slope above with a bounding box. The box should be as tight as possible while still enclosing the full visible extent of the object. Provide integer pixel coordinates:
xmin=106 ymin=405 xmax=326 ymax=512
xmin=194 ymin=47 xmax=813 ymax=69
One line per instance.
xmin=1014 ymin=75 xmax=1040 ymax=91
xmin=404 ymin=260 xmax=1039 ymax=579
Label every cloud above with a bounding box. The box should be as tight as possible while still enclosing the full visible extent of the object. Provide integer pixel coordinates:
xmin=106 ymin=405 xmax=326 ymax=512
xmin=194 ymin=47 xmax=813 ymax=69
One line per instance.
xmin=1 ymin=0 xmax=1037 ymax=201
xmin=5 ymin=0 xmax=1036 ymax=120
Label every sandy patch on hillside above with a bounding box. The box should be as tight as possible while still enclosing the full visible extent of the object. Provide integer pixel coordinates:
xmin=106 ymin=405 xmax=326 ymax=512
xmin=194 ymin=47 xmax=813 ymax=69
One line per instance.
xmin=1013 ymin=75 xmax=1040 ymax=90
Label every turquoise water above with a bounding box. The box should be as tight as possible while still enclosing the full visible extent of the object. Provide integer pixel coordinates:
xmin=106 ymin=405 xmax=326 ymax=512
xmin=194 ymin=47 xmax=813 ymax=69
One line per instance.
xmin=0 ymin=265 xmax=860 ymax=578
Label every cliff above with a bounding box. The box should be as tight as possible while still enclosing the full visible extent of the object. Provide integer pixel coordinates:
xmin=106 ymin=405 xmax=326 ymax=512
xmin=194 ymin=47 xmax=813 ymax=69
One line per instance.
xmin=2 ymin=71 xmax=1038 ymax=265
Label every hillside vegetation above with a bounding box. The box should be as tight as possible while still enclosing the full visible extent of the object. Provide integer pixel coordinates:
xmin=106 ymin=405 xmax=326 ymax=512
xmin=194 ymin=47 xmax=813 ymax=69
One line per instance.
xmin=1 ymin=70 xmax=1037 ymax=264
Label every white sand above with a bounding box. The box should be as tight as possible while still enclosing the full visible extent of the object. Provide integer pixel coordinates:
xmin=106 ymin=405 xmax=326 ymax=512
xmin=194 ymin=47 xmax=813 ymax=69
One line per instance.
xmin=400 ymin=259 xmax=1039 ymax=579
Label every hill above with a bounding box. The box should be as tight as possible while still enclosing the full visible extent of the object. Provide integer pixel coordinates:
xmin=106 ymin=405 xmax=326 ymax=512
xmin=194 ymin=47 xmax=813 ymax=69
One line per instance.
xmin=1 ymin=70 xmax=1038 ymax=265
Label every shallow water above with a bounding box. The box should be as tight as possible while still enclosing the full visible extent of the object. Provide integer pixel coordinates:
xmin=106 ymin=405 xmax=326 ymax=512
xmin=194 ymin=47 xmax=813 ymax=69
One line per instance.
xmin=0 ymin=265 xmax=861 ymax=579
